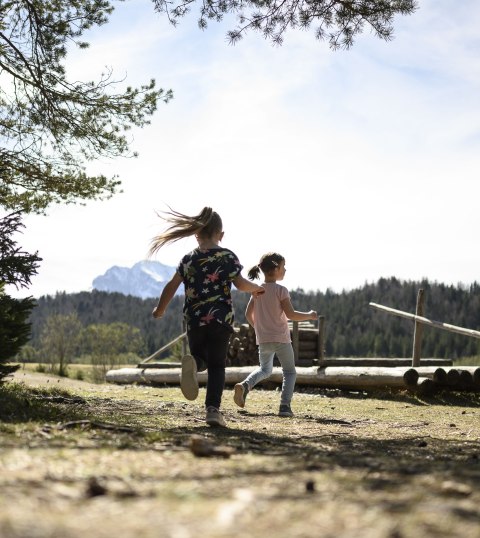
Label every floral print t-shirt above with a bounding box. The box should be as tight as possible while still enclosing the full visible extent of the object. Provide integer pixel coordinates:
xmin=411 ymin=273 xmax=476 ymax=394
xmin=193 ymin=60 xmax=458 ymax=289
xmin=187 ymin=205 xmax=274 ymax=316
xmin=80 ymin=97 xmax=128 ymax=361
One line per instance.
xmin=177 ymin=247 xmax=242 ymax=332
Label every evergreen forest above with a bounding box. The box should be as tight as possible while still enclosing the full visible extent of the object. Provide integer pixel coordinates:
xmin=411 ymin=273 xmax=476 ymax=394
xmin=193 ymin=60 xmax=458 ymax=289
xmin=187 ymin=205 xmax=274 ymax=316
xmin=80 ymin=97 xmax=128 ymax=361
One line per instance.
xmin=25 ymin=277 xmax=480 ymax=362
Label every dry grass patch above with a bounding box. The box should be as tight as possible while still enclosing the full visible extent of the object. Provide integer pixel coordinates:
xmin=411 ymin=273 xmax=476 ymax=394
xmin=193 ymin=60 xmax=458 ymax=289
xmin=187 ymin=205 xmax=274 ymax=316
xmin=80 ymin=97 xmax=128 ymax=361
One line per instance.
xmin=1 ymin=372 xmax=480 ymax=538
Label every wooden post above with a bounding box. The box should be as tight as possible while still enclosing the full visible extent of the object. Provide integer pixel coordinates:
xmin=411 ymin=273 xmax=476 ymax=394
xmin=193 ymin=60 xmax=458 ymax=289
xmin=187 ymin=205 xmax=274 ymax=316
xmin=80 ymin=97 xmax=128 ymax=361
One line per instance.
xmin=318 ymin=316 xmax=325 ymax=363
xmin=292 ymin=321 xmax=299 ymax=363
xmin=412 ymin=289 xmax=425 ymax=367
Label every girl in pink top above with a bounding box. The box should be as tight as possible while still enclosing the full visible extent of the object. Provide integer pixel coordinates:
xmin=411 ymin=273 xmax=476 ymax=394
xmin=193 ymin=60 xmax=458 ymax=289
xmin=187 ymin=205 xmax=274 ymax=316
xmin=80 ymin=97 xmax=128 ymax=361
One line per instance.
xmin=234 ymin=252 xmax=317 ymax=417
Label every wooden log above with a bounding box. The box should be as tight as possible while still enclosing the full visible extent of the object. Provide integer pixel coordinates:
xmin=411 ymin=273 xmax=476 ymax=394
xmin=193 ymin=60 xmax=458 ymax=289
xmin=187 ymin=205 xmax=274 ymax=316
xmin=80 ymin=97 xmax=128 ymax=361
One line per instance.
xmin=447 ymin=369 xmax=461 ymax=385
xmin=400 ymin=366 xmax=480 ymax=387
xmin=459 ymin=370 xmax=474 ymax=387
xmin=296 ymin=358 xmax=316 ymax=367
xmin=137 ymin=361 xmax=181 ymax=369
xmin=474 ymin=368 xmax=480 ymax=386
xmin=414 ymin=377 xmax=437 ymax=395
xmin=445 ymin=366 xmax=480 ymax=385
xmin=297 ymin=350 xmax=317 ymax=361
xmin=403 ymin=368 xmax=419 ymax=386
xmin=316 ymin=358 xmax=452 ymax=367
xmin=370 ymin=303 xmax=480 ymax=340
xmin=106 ymin=364 xmax=480 ymax=393
xmin=433 ymin=368 xmax=448 ymax=384
xmin=308 ymin=366 xmax=412 ymax=389
xmin=290 ymin=328 xmax=319 ymax=341
xmin=106 ymin=365 xmax=415 ymax=391
xmin=398 ymin=366 xmax=448 ymax=384
xmin=298 ymin=340 xmax=318 ymax=352
xmin=392 ymin=366 xmax=449 ymax=385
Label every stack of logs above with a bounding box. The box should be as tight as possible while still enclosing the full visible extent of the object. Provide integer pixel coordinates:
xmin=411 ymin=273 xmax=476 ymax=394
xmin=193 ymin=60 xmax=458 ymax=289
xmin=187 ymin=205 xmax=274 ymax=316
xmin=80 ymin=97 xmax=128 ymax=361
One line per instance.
xmin=227 ymin=322 xmax=319 ymax=366
xmin=404 ymin=366 xmax=480 ymax=394
xmin=227 ymin=324 xmax=258 ymax=366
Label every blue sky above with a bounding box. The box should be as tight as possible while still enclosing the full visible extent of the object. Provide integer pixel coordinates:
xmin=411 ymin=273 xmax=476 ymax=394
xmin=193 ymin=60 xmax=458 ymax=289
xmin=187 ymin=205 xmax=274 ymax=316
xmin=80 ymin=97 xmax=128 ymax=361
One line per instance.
xmin=6 ymin=0 xmax=480 ymax=299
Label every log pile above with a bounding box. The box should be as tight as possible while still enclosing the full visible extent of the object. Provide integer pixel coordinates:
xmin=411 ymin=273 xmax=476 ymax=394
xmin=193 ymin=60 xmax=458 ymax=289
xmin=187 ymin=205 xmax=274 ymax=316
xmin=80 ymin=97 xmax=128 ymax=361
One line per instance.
xmin=106 ymin=364 xmax=480 ymax=394
xmin=106 ymin=360 xmax=480 ymax=394
xmin=227 ymin=324 xmax=258 ymax=366
xmin=402 ymin=366 xmax=480 ymax=394
xmin=227 ymin=322 xmax=319 ymax=366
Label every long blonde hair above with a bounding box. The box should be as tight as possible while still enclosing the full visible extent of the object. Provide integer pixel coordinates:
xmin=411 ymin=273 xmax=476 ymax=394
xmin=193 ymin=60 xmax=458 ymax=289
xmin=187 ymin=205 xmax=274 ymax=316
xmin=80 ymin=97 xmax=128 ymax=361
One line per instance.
xmin=149 ymin=206 xmax=223 ymax=256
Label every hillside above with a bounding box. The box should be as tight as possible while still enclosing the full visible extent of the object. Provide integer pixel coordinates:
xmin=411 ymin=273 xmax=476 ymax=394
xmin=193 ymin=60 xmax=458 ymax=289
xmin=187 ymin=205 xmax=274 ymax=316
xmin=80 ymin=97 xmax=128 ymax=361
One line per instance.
xmin=27 ymin=278 xmax=480 ymax=360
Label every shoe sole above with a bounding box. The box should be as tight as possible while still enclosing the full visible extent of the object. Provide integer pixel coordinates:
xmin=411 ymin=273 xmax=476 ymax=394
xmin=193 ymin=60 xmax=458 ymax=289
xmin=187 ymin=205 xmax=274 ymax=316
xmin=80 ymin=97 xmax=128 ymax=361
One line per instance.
xmin=278 ymin=413 xmax=294 ymax=417
xmin=233 ymin=384 xmax=245 ymax=408
xmin=206 ymin=417 xmax=227 ymax=427
xmin=180 ymin=354 xmax=199 ymax=400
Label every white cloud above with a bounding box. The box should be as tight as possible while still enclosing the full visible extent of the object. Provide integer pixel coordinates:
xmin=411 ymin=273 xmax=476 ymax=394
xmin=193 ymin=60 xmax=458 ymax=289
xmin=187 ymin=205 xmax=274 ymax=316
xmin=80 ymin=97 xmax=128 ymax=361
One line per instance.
xmin=5 ymin=0 xmax=480 ymax=299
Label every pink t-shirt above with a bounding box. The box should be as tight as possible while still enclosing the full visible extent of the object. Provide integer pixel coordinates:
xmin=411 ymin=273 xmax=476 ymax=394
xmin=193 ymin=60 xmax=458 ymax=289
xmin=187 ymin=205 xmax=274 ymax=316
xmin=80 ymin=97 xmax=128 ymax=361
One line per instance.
xmin=252 ymin=282 xmax=291 ymax=344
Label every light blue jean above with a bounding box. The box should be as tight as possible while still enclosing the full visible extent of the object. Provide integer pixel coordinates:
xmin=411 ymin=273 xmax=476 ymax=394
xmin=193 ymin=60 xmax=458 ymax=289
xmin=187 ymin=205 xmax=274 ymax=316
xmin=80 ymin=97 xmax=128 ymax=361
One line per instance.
xmin=243 ymin=342 xmax=297 ymax=406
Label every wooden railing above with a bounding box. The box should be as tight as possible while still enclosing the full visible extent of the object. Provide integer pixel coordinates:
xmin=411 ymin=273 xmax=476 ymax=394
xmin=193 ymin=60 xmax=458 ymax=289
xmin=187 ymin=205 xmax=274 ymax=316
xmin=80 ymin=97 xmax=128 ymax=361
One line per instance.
xmin=370 ymin=289 xmax=480 ymax=367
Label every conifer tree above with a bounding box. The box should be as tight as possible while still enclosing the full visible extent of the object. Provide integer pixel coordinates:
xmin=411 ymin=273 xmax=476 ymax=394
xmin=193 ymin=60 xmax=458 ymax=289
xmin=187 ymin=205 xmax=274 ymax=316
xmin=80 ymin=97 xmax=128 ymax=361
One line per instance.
xmin=152 ymin=0 xmax=417 ymax=48
xmin=1 ymin=1 xmax=172 ymax=214
xmin=0 ymin=213 xmax=40 ymax=381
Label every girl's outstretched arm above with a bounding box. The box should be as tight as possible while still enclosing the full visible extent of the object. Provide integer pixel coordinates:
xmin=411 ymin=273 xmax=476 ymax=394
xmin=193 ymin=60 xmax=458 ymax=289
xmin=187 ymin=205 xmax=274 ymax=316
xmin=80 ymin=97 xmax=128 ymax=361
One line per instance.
xmin=233 ymin=274 xmax=265 ymax=295
xmin=280 ymin=298 xmax=317 ymax=322
xmin=152 ymin=272 xmax=183 ymax=318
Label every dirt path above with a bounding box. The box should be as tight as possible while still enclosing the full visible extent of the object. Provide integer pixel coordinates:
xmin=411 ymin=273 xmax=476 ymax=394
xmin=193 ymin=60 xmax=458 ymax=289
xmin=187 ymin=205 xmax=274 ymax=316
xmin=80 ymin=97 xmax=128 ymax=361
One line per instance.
xmin=2 ymin=370 xmax=480 ymax=538
xmin=10 ymin=368 xmax=134 ymax=394
xmin=12 ymin=369 xmax=98 ymax=388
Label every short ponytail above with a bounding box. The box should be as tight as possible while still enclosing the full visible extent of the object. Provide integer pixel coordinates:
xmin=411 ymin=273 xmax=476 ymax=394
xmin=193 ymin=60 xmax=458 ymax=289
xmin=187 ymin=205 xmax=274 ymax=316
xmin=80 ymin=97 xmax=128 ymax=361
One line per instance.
xmin=247 ymin=265 xmax=261 ymax=281
xmin=251 ymin=252 xmax=285 ymax=278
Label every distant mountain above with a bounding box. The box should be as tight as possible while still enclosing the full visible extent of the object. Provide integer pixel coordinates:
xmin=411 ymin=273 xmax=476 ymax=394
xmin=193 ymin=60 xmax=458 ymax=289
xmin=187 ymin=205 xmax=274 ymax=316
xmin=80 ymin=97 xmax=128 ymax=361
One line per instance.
xmin=92 ymin=260 xmax=179 ymax=299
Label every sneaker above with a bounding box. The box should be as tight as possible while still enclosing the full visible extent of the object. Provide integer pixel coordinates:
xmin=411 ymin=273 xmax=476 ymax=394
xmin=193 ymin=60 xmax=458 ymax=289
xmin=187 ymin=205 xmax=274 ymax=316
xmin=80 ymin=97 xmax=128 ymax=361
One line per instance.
xmin=278 ymin=404 xmax=294 ymax=417
xmin=233 ymin=382 xmax=249 ymax=408
xmin=180 ymin=354 xmax=198 ymax=400
xmin=206 ymin=406 xmax=226 ymax=427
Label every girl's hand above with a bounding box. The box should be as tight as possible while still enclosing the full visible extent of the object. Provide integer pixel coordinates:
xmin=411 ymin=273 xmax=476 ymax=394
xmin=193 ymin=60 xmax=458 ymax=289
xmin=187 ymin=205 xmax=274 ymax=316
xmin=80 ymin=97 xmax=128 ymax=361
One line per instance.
xmin=152 ymin=307 xmax=164 ymax=318
xmin=252 ymin=286 xmax=265 ymax=297
xmin=309 ymin=310 xmax=318 ymax=320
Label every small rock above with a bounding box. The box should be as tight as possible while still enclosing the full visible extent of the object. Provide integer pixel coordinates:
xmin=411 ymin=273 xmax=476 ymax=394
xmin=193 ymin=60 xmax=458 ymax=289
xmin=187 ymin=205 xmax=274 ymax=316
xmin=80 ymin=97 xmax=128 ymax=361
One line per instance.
xmin=86 ymin=477 xmax=107 ymax=498
xmin=440 ymin=480 xmax=472 ymax=497
xmin=189 ymin=435 xmax=235 ymax=458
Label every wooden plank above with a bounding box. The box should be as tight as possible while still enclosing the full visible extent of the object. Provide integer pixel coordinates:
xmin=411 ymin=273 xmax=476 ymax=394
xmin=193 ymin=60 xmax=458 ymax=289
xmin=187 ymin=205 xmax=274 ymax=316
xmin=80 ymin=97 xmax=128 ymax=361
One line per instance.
xmin=139 ymin=332 xmax=187 ymax=364
xmin=370 ymin=303 xmax=480 ymax=340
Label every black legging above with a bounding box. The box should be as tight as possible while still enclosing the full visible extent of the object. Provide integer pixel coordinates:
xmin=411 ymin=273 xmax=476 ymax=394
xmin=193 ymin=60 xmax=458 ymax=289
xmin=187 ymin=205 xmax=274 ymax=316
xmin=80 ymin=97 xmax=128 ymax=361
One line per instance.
xmin=187 ymin=322 xmax=231 ymax=409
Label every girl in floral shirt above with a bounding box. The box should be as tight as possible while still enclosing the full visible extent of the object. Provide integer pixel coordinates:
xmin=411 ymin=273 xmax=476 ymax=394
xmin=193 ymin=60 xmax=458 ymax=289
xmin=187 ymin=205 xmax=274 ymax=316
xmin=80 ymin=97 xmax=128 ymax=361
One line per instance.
xmin=150 ymin=207 xmax=264 ymax=427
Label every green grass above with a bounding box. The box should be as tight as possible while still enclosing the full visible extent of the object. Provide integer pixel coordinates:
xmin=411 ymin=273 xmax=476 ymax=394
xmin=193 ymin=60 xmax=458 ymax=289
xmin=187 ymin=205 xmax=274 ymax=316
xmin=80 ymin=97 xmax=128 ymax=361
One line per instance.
xmin=454 ymin=355 xmax=480 ymax=366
